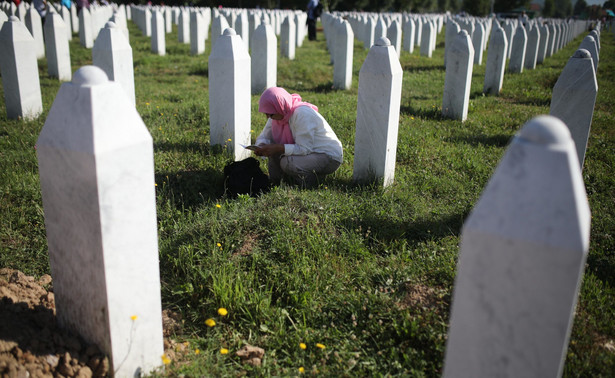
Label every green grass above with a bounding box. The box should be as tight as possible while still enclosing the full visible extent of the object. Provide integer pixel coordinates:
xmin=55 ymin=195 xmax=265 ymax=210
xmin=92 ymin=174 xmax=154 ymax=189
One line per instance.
xmin=1 ymin=20 xmax=614 ymax=376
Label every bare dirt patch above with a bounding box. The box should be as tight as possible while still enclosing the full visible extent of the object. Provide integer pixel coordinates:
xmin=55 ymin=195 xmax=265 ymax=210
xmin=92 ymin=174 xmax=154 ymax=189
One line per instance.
xmin=0 ymin=269 xmax=186 ymax=377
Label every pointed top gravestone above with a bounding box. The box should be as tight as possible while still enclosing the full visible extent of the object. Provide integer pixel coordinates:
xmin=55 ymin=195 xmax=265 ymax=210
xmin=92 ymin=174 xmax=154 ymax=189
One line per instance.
xmin=92 ymin=21 xmax=135 ymax=106
xmin=209 ymin=28 xmax=252 ymax=161
xmin=483 ymin=26 xmax=508 ymax=95
xmin=443 ymin=115 xmax=590 ymax=378
xmin=44 ymin=12 xmax=72 ymax=81
xmin=333 ymin=19 xmax=353 ymax=90
xmin=508 ymin=25 xmax=527 ymax=73
xmin=37 ymin=65 xmax=164 ymax=377
xmin=579 ymin=35 xmax=599 ymax=73
xmin=442 ymin=30 xmax=474 ymax=121
xmin=0 ymin=16 xmax=43 ymax=120
xmin=353 ymin=37 xmax=403 ymax=187
xmin=550 ymin=49 xmax=598 ymax=168
xmin=251 ymin=22 xmax=277 ymax=95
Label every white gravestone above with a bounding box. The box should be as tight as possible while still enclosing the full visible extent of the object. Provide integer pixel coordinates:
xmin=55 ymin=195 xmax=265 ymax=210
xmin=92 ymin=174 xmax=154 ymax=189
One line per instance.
xmin=178 ymin=9 xmax=189 ymax=44
xmin=578 ymin=35 xmax=599 ymax=73
xmin=524 ymin=25 xmax=540 ymax=70
xmin=547 ymin=24 xmax=556 ymax=57
xmin=25 ymin=8 xmax=45 ymax=59
xmin=353 ymin=37 xmax=403 ymax=187
xmin=190 ymin=11 xmax=204 ymax=55
xmin=36 ymin=65 xmax=165 ymax=378
xmin=281 ymin=15 xmax=295 ymax=60
xmin=402 ymin=16 xmax=415 ymax=53
xmin=483 ymin=27 xmax=508 ymax=95
xmin=508 ymin=25 xmax=527 ymax=73
xmin=70 ymin=4 xmax=78 ymax=33
xmin=363 ymin=17 xmax=375 ymax=49
xmin=387 ymin=19 xmax=402 ymax=59
xmin=374 ymin=17 xmax=386 ymax=40
xmin=78 ymin=7 xmax=93 ymax=48
xmin=445 ymin=20 xmax=460 ymax=67
xmin=236 ymin=11 xmax=249 ymax=52
xmin=60 ymin=5 xmax=71 ymax=40
xmin=333 ymin=19 xmax=353 ymax=90
xmin=415 ymin=17 xmax=422 ymax=47
xmin=93 ymin=22 xmax=136 ymax=106
xmin=442 ymin=30 xmax=474 ymax=121
xmin=589 ymin=29 xmax=600 ymax=51
xmin=164 ymin=7 xmax=172 ymax=33
xmin=250 ymin=22 xmax=277 ymax=95
xmin=472 ymin=22 xmax=485 ymax=65
xmin=151 ymin=10 xmax=165 ymax=56
xmin=211 ymin=14 xmax=230 ymax=49
xmin=550 ymin=49 xmax=597 ymax=168
xmin=209 ymin=28 xmax=251 ymax=161
xmin=420 ymin=20 xmax=433 ymax=57
xmin=536 ymin=24 xmax=549 ymax=64
xmin=0 ymin=16 xmax=43 ymax=120
xmin=443 ymin=115 xmax=590 ymax=378
xmin=44 ymin=13 xmax=72 ymax=81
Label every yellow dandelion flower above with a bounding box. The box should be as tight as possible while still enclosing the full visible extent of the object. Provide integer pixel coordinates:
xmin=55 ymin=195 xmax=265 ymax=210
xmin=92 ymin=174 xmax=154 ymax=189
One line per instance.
xmin=316 ymin=343 xmax=326 ymax=349
xmin=216 ymin=204 xmax=221 ymax=208
xmin=155 ymin=183 xmax=158 ymax=186
xmin=146 ymin=102 xmax=150 ymax=106
xmin=161 ymin=354 xmax=171 ymax=365
xmin=205 ymin=318 xmax=216 ymax=327
xmin=299 ymin=343 xmax=307 ymax=350
xmin=218 ymin=308 xmax=228 ymax=316
xmin=220 ymin=348 xmax=229 ymax=354
xmin=299 ymin=367 xmax=305 ymax=373
xmin=217 ymin=242 xmax=222 ymax=247
xmin=411 ymin=116 xmax=415 ymax=120
xmin=195 ymin=349 xmax=200 ymax=355
xmin=227 ymin=138 xmax=232 ymax=142
xmin=130 ymin=315 xmax=138 ymax=321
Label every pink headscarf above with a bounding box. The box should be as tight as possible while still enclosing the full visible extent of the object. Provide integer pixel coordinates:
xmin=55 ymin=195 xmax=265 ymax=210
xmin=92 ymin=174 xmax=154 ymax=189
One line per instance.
xmin=258 ymin=87 xmax=318 ymax=144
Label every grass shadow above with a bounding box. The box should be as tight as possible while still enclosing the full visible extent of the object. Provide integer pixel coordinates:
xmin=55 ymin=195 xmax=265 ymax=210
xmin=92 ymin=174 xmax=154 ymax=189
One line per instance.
xmin=444 ymin=133 xmax=512 ymax=148
xmin=400 ymin=104 xmax=445 ymax=120
xmin=156 ymin=168 xmax=225 ymax=208
xmin=154 ymin=141 xmax=210 ymax=154
xmin=309 ymin=81 xmax=336 ymax=93
xmin=341 ymin=212 xmax=466 ymax=252
xmin=402 ymin=64 xmax=445 ymax=73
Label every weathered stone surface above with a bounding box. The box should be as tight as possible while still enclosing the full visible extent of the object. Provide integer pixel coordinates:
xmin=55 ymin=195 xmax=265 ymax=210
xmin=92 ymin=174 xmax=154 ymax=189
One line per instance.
xmin=37 ymin=65 xmax=165 ymax=378
xmin=353 ymin=37 xmax=403 ymax=187
xmin=550 ymin=49 xmax=598 ymax=168
xmin=444 ymin=115 xmax=590 ymax=378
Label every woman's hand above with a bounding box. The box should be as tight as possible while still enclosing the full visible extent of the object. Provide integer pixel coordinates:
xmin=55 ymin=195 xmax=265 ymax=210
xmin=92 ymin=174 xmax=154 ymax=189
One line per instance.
xmin=254 ymin=144 xmax=284 ymax=157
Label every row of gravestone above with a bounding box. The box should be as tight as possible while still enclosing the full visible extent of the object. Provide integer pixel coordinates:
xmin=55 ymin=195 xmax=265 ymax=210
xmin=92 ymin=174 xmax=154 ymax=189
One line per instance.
xmin=31 ymin=26 xmax=600 ymax=374
xmin=130 ymin=5 xmax=307 ymax=59
xmin=0 ymin=7 xmax=134 ymax=120
xmin=2 ymin=8 xmax=604 ymax=376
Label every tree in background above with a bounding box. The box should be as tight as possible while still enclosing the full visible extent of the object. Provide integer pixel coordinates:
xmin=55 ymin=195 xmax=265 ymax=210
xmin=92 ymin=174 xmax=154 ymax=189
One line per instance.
xmin=553 ymin=0 xmax=572 ymax=17
xmin=573 ymin=0 xmax=588 ymax=15
xmin=543 ymin=0 xmax=554 ymax=17
xmin=462 ymin=0 xmax=490 ymax=16
xmin=493 ymin=0 xmax=530 ymax=13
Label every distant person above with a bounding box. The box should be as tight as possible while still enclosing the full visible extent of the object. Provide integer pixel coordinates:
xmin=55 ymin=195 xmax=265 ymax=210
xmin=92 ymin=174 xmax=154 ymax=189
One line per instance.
xmin=33 ymin=0 xmax=47 ymax=19
xmin=306 ymin=0 xmax=321 ymax=41
xmin=76 ymin=0 xmax=89 ymax=12
xmin=252 ymin=87 xmax=343 ymax=188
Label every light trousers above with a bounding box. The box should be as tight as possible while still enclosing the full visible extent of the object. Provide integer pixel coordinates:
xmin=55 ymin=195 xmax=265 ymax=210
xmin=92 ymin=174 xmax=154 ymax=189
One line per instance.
xmin=268 ymin=153 xmax=340 ymax=188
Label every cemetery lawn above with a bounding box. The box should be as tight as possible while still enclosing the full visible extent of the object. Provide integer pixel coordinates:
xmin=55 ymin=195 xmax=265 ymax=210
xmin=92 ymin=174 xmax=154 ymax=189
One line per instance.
xmin=1 ymin=21 xmax=614 ymax=376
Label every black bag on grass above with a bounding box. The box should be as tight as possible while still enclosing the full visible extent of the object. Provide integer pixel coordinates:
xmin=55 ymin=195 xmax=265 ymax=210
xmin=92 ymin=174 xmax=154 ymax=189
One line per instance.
xmin=224 ymin=157 xmax=270 ymax=198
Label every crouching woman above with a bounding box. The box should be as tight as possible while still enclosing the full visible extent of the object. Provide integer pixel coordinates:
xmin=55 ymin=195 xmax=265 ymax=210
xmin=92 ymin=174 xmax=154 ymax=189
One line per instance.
xmin=253 ymin=87 xmax=343 ymax=188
